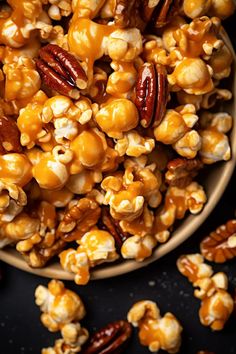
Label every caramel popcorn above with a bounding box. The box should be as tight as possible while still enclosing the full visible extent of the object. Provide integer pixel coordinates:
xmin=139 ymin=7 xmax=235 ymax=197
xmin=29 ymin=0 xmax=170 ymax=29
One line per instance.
xmin=42 ymin=322 xmax=89 ymax=354
xmin=0 ymin=179 xmax=27 ymax=222
xmin=35 ymin=279 xmax=86 ymax=331
xmin=199 ymin=111 xmax=231 ymax=164
xmin=154 ymin=104 xmax=201 ymax=158
xmin=0 ymin=0 xmax=233 ymax=280
xmin=59 ymin=229 xmax=118 ymax=284
xmin=154 ymin=182 xmax=207 ymax=243
xmin=127 ymin=300 xmax=183 ymax=353
xmin=177 ymin=254 xmax=234 ymax=330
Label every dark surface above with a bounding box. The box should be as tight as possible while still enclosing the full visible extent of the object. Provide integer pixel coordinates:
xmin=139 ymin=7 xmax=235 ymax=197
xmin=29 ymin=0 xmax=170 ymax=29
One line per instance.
xmin=0 ymin=15 xmax=236 ymax=354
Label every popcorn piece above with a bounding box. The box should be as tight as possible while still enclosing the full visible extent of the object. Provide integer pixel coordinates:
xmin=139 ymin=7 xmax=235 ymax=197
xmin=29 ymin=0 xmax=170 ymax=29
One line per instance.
xmin=201 ymin=88 xmax=232 ymax=110
xmin=60 ymin=230 xmax=118 ymax=285
xmin=3 ymin=57 xmax=41 ymax=102
xmin=154 ymin=182 xmax=207 ymax=243
xmin=66 ymin=171 xmax=103 ymax=195
xmin=0 ymin=212 xmax=40 ymax=241
xmin=177 ymin=254 xmax=234 ymax=330
xmin=168 ymin=58 xmax=214 ymax=95
xmin=127 ymin=300 xmax=182 ymax=353
xmin=209 ymin=0 xmax=235 ymax=19
xmin=171 ymin=17 xmax=223 ymax=60
xmin=208 ymin=43 xmax=233 ymax=80
xmin=16 ymin=202 xmax=65 ymax=268
xmin=121 ymin=234 xmax=157 ymax=262
xmin=35 ymin=279 xmax=86 ymax=332
xmin=95 ymin=99 xmax=139 ymax=139
xmin=57 ymin=197 xmax=101 ymax=241
xmin=0 ymin=179 xmax=27 ymax=222
xmin=0 ymin=153 xmax=32 ymax=187
xmin=199 ymin=128 xmax=231 ymax=164
xmin=183 ymin=0 xmax=212 ymax=18
xmin=106 ymin=60 xmax=137 ymax=99
xmin=115 ymin=130 xmax=155 ymax=157
xmin=42 ymin=323 xmax=89 ymax=354
xmin=47 ymin=0 xmax=72 ymax=21
xmin=154 ymin=104 xmax=201 ymax=158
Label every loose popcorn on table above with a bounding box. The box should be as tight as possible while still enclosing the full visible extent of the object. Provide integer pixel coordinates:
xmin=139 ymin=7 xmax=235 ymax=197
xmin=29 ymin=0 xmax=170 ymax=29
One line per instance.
xmin=0 ymin=0 xmax=234 ymax=283
xmin=177 ymin=254 xmax=234 ymax=330
xmin=127 ymin=300 xmax=183 ymax=353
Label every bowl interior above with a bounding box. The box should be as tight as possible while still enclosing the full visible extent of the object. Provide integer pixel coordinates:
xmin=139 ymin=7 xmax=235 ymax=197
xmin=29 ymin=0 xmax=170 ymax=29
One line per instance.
xmin=0 ymin=30 xmax=235 ymax=280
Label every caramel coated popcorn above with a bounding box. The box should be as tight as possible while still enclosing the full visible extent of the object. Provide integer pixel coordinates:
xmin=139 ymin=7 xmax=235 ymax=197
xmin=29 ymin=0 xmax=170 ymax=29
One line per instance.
xmin=177 ymin=254 xmax=234 ymax=330
xmin=127 ymin=300 xmax=183 ymax=353
xmin=0 ymin=0 xmax=234 ymax=283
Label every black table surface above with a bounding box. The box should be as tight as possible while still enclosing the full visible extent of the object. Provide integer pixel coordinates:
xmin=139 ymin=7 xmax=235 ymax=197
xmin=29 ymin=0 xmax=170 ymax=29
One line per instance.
xmin=1 ymin=15 xmax=236 ymax=354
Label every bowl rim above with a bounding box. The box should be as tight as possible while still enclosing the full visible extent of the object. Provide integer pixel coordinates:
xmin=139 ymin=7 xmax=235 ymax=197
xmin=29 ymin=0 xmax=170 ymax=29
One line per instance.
xmin=0 ymin=29 xmax=235 ymax=281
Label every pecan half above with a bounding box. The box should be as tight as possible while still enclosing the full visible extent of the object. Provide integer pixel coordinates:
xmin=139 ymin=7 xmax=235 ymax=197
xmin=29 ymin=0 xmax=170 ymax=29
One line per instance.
xmin=58 ymin=198 xmax=101 ymax=242
xmin=35 ymin=44 xmax=88 ymax=99
xmin=152 ymin=0 xmax=182 ymax=28
xmin=200 ymin=220 xmax=236 ymax=263
xmin=0 ymin=115 xmax=22 ymax=154
xmin=100 ymin=207 xmax=130 ymax=250
xmin=135 ymin=63 xmax=168 ymax=128
xmin=82 ymin=320 xmax=132 ymax=354
xmin=165 ymin=158 xmax=204 ymax=188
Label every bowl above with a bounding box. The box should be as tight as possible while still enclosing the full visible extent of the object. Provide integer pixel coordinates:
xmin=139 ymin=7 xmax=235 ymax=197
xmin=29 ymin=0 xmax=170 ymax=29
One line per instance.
xmin=0 ymin=29 xmax=235 ymax=281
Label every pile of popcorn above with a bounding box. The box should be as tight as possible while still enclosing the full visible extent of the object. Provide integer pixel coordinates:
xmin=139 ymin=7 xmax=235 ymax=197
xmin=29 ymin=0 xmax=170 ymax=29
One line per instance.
xmin=0 ymin=0 xmax=235 ymax=285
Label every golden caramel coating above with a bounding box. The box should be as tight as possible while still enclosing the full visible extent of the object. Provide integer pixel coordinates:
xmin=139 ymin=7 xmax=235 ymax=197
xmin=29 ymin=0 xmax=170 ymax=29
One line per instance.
xmin=154 ymin=104 xmax=201 ymax=158
xmin=57 ymin=197 xmax=101 ymax=241
xmin=177 ymin=254 xmax=234 ymax=330
xmin=183 ymin=0 xmax=212 ymax=18
xmin=0 ymin=212 xmax=40 ymax=241
xmin=168 ymin=58 xmax=214 ymax=94
xmin=0 ymin=153 xmax=32 ymax=187
xmin=127 ymin=300 xmax=183 ymax=353
xmin=208 ymin=43 xmax=233 ymax=79
xmin=59 ymin=229 xmax=118 ymax=284
xmin=209 ymin=0 xmax=235 ymax=19
xmin=35 ymin=279 xmax=86 ymax=331
xmin=199 ymin=128 xmax=231 ymax=164
xmin=3 ymin=57 xmax=41 ymax=102
xmin=121 ymin=234 xmax=157 ymax=262
xmin=42 ymin=322 xmax=89 ymax=354
xmin=0 ymin=179 xmax=27 ymax=222
xmin=154 ymin=183 xmax=207 ymax=243
xmin=95 ymin=98 xmax=139 ymax=139
xmin=115 ymin=130 xmax=155 ymax=158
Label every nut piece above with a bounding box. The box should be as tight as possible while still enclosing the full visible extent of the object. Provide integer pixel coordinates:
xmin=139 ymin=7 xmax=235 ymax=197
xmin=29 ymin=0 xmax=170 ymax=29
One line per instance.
xmin=177 ymin=254 xmax=234 ymax=330
xmin=58 ymin=198 xmax=101 ymax=242
xmin=152 ymin=0 xmax=182 ymax=28
xmin=81 ymin=320 xmax=132 ymax=354
xmin=165 ymin=158 xmax=203 ymax=188
xmin=200 ymin=220 xmax=236 ymax=263
xmin=36 ymin=44 xmax=88 ymax=99
xmin=127 ymin=300 xmax=182 ymax=353
xmin=100 ymin=207 xmax=130 ymax=250
xmin=0 ymin=115 xmax=22 ymax=154
xmin=135 ymin=63 xmax=168 ymax=128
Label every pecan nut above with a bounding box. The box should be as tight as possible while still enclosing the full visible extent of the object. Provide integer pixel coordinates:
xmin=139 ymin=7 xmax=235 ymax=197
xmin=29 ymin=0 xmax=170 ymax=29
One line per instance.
xmin=35 ymin=44 xmax=88 ymax=99
xmin=152 ymin=0 xmax=182 ymax=28
xmin=135 ymin=63 xmax=168 ymax=128
xmin=200 ymin=220 xmax=236 ymax=263
xmin=100 ymin=207 xmax=130 ymax=250
xmin=0 ymin=115 xmax=22 ymax=154
xmin=82 ymin=320 xmax=132 ymax=354
xmin=58 ymin=198 xmax=101 ymax=242
xmin=165 ymin=158 xmax=204 ymax=188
